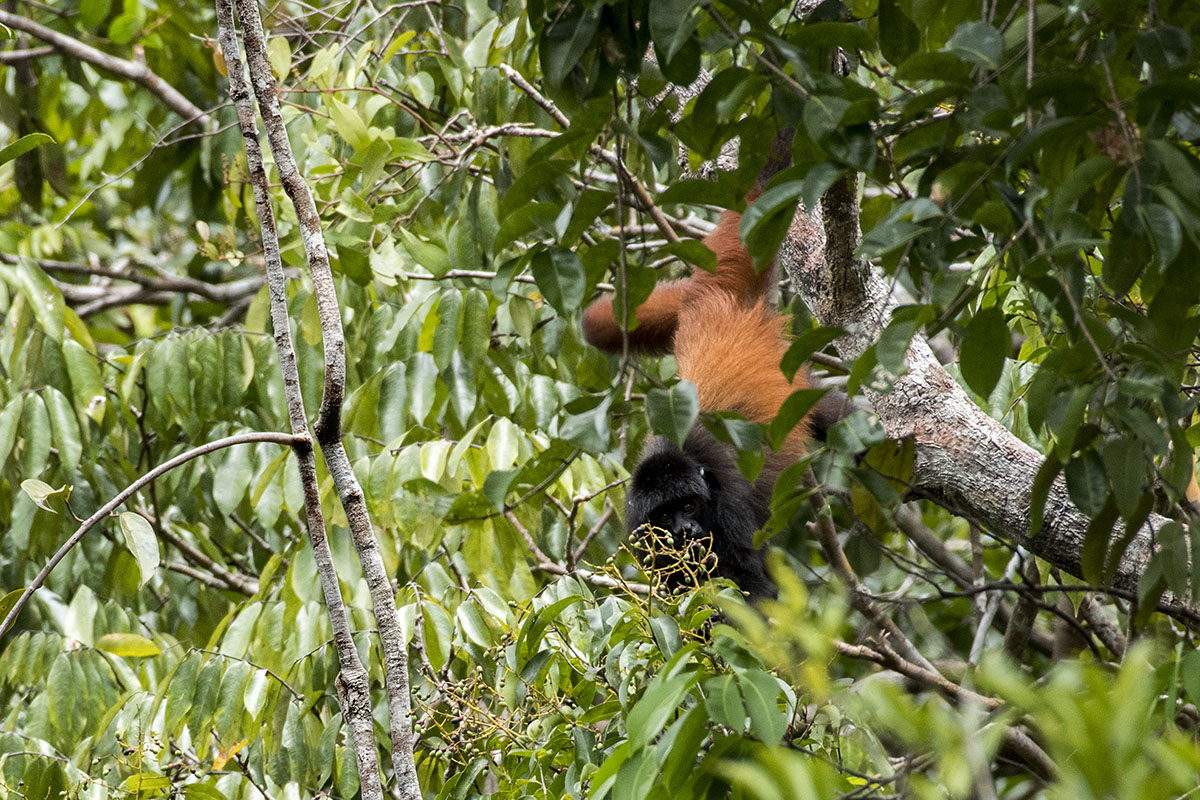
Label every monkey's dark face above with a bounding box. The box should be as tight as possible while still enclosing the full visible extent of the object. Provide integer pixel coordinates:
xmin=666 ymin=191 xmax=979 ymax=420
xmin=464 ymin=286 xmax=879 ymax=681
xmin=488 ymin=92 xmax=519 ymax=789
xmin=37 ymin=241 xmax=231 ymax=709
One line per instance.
xmin=624 ymin=432 xmax=776 ymax=599
xmin=626 ymin=443 xmax=713 ymax=543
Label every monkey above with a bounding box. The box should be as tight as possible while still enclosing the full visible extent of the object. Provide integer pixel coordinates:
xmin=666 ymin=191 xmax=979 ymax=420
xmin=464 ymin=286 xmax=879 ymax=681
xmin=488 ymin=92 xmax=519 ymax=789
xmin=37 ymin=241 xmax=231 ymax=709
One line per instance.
xmin=581 ymin=185 xmax=810 ymax=600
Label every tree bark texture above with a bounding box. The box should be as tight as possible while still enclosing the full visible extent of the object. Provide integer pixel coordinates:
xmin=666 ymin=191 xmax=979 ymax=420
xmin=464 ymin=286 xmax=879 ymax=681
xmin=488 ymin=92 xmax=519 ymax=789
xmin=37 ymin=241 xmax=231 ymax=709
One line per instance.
xmin=784 ymin=175 xmax=1200 ymax=628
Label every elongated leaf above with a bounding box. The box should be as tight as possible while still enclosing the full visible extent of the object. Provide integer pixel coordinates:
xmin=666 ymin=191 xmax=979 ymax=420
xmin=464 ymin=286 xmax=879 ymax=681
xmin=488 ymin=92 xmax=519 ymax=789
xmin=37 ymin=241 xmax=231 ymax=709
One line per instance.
xmin=118 ymin=512 xmax=159 ymax=586
xmin=738 ymin=669 xmax=787 ymax=744
xmin=531 ymin=247 xmax=585 ymax=314
xmin=960 ymin=305 xmax=1009 ymax=398
xmin=0 ymin=133 xmax=53 ymax=166
xmin=626 ymin=671 xmax=700 ymax=751
xmin=62 ymin=339 xmax=106 ymax=423
xmin=1065 ymin=450 xmax=1108 ymax=517
xmin=645 ymin=381 xmax=699 ymax=448
xmin=0 ymin=394 xmax=22 ymax=470
xmin=96 ymin=632 xmax=161 ymax=657
xmin=42 ymin=387 xmax=81 ymax=473
xmin=20 ymin=393 xmax=51 ymax=478
xmin=703 ymin=674 xmax=746 ymax=732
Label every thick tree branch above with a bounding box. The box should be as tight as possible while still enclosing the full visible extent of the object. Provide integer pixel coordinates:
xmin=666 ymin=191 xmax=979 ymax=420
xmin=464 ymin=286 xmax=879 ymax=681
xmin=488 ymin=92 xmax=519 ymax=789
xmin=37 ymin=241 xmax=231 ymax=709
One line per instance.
xmin=214 ymin=4 xmax=388 ymax=797
xmin=0 ymin=9 xmax=212 ymax=131
xmin=226 ymin=0 xmax=420 ymax=794
xmin=783 ymin=174 xmax=1200 ymax=628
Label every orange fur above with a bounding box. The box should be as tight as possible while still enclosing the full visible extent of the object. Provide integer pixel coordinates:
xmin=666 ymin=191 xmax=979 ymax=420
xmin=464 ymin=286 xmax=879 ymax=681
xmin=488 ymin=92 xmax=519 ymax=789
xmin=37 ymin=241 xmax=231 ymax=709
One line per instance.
xmin=581 ymin=281 xmax=688 ymax=356
xmin=581 ymin=211 xmax=773 ymax=355
xmin=582 ymin=206 xmax=810 ymax=454
xmin=674 ymin=288 xmax=808 ymax=456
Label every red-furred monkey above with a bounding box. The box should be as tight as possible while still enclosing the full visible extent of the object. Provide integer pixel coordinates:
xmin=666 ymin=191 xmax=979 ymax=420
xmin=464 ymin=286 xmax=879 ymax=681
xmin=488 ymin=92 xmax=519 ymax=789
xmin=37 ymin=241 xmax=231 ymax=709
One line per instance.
xmin=580 ymin=132 xmax=810 ymax=598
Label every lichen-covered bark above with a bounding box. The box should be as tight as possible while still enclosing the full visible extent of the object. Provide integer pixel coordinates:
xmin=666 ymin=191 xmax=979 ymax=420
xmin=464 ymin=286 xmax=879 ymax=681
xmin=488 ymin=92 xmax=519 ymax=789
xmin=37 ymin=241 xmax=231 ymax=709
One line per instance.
xmin=784 ymin=175 xmax=1199 ymax=628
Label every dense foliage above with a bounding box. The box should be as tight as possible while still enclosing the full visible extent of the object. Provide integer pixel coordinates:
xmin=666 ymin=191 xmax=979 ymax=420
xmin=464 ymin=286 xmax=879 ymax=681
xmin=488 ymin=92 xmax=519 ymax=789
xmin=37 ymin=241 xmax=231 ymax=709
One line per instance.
xmin=2 ymin=0 xmax=1200 ymax=797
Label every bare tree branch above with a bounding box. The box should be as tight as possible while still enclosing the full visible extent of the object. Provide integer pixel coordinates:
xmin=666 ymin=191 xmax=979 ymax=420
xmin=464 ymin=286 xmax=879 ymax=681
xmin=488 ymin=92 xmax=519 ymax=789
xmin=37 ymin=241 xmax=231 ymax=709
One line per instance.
xmin=0 ymin=8 xmax=213 ymax=131
xmin=214 ymin=3 xmax=389 ymax=796
xmin=226 ymin=0 xmax=420 ymax=793
xmin=0 ymin=431 xmax=301 ymax=637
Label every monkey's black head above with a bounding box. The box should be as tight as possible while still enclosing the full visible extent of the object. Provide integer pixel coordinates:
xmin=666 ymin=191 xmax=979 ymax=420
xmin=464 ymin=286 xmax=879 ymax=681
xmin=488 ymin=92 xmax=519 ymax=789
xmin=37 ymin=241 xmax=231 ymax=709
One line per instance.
xmin=627 ymin=440 xmax=712 ymax=543
xmin=625 ymin=432 xmax=776 ymax=599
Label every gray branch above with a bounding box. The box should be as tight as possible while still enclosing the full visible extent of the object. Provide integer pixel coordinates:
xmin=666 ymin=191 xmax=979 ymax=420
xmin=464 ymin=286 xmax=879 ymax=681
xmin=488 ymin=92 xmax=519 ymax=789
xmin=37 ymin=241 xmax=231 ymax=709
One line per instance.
xmin=213 ymin=2 xmax=388 ymax=797
xmin=0 ymin=8 xmax=212 ymax=131
xmin=784 ymin=175 xmax=1199 ymax=628
xmin=225 ymin=0 xmax=421 ymax=793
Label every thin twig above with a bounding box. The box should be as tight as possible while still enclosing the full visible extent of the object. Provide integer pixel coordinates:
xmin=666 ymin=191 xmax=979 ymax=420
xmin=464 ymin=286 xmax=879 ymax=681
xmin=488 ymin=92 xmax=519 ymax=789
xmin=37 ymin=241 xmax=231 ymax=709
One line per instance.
xmin=0 ymin=8 xmax=212 ymax=129
xmin=0 ymin=431 xmax=301 ymax=636
xmin=499 ymin=64 xmax=680 ymax=244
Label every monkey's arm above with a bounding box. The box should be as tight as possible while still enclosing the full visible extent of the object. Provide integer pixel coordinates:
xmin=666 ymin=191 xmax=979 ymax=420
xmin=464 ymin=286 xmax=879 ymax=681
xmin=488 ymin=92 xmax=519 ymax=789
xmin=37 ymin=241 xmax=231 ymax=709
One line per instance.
xmin=580 ymin=280 xmax=688 ymax=356
xmin=580 ymin=210 xmax=772 ymax=355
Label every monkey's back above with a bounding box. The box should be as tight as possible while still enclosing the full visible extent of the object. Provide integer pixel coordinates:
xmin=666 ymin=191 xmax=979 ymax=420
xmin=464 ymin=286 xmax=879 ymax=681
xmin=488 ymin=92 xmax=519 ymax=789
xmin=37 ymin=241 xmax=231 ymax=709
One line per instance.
xmin=673 ymin=288 xmax=809 ymax=461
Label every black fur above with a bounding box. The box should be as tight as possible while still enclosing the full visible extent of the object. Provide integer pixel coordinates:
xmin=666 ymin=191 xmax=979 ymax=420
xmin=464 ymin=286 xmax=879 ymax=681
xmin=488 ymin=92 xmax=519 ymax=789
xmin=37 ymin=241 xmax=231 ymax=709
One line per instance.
xmin=627 ymin=428 xmax=776 ymax=599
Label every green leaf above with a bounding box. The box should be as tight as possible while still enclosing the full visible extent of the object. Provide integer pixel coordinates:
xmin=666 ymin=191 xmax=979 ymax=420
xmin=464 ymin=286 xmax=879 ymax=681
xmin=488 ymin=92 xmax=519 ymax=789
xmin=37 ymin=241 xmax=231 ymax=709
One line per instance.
xmin=432 ymin=290 xmax=463 ymax=370
xmin=398 ymin=227 xmax=451 ymax=277
xmin=1104 ymin=212 xmax=1148 ymax=296
xmin=1065 ymin=450 xmax=1107 ymax=517
xmin=1080 ymin=497 xmax=1118 ymax=586
xmin=769 ymin=389 xmax=826 ymax=450
xmin=738 ymin=669 xmax=787 ymax=743
xmin=531 ymin=247 xmax=586 ymax=314
xmin=626 ymin=671 xmax=699 ymax=751
xmin=20 ymin=392 xmax=51 ymax=478
xmin=960 ymin=305 xmax=1009 ymax=398
xmin=166 ymin=654 xmax=201 ymax=733
xmin=42 ymin=387 xmax=81 ymax=473
xmin=214 ymin=444 xmax=252 ymax=516
xmin=559 ymin=395 xmax=612 ymax=453
xmin=0 ymin=588 xmax=25 ymax=635
xmin=1030 ymin=452 xmax=1062 ymax=536
xmin=0 ymin=133 xmax=53 ymax=166
xmin=648 ymin=0 xmax=700 ymax=62
xmin=16 ymin=259 xmax=65 ymax=342
xmin=108 ymin=9 xmax=144 ymax=44
xmin=328 ymin=97 xmax=370 ymax=149
xmin=0 ymin=394 xmax=22 ymax=470
xmin=1136 ymin=202 xmax=1183 ymax=270
xmin=96 ymin=632 xmax=161 ymax=657
xmin=267 ymin=36 xmax=291 ymax=80
xmin=184 ymin=783 xmax=229 ymax=800
xmin=878 ymin=0 xmax=920 ymax=65
xmin=781 ymin=327 xmax=844 ymax=381
xmin=1102 ymin=438 xmax=1146 ymax=519
xmin=658 ymin=240 xmax=718 ymax=272
xmin=423 ymin=602 xmax=454 ymax=671
xmin=703 ymin=674 xmax=746 ymax=732
xmin=120 ymin=775 xmax=171 ymax=793
xmin=118 ymin=512 xmax=159 ymax=587
xmin=944 ymin=21 xmax=1002 ymax=69
xmin=876 ymin=306 xmax=930 ymax=375
xmin=20 ymin=479 xmax=69 ymax=513
xmin=1136 ymin=25 xmax=1192 ymax=69
xmin=614 ymin=750 xmax=658 ymax=800
xmin=336 ymin=242 xmax=372 ymax=285
xmin=445 ymin=350 xmax=477 ymax=426
xmin=461 ymin=288 xmax=491 ymax=366
xmin=79 ymin=0 xmax=112 ymax=28
xmin=61 ymin=339 xmax=106 ymax=424
xmin=645 ymin=381 xmax=699 ymax=449
xmin=1182 ymin=650 xmax=1200 ymax=706
xmin=457 ymin=601 xmax=493 ymax=647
